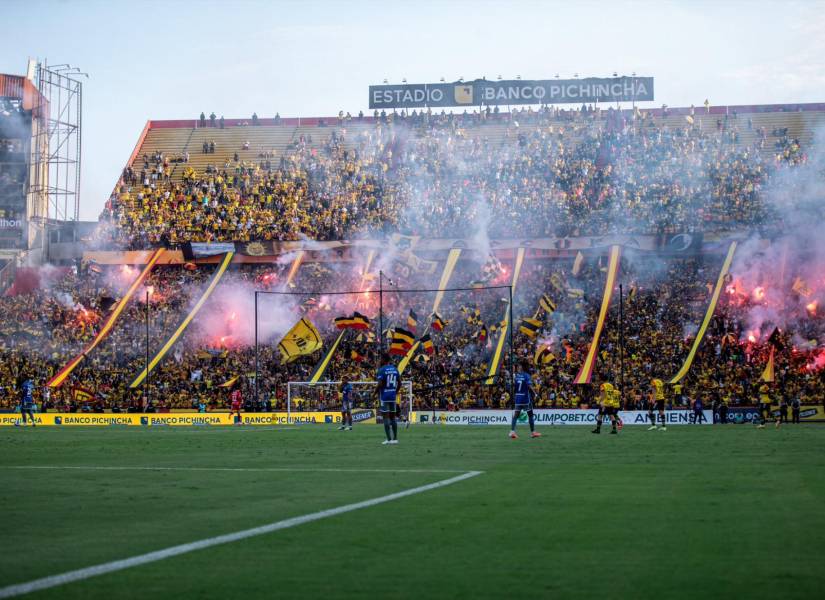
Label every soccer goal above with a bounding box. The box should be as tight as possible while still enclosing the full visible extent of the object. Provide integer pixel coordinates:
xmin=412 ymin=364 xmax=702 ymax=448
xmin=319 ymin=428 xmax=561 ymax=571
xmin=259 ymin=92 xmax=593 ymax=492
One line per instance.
xmin=286 ymin=380 xmax=413 ymax=421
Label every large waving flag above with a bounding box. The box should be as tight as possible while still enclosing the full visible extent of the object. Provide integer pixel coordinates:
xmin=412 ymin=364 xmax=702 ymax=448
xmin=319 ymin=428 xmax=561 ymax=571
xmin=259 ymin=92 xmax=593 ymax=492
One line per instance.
xmin=574 ymin=245 xmax=621 ymax=384
xmin=130 ymin=252 xmax=234 ymax=388
xmin=278 ymin=318 xmax=323 ymax=363
xmin=48 ymin=248 xmax=164 ymax=388
xmin=485 ymin=247 xmax=527 ymax=384
xmin=669 ymin=242 xmax=737 ymax=384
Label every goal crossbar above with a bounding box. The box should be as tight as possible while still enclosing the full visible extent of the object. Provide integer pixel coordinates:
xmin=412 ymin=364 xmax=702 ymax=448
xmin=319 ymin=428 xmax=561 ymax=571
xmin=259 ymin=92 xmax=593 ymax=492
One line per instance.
xmin=286 ymin=380 xmax=413 ymax=420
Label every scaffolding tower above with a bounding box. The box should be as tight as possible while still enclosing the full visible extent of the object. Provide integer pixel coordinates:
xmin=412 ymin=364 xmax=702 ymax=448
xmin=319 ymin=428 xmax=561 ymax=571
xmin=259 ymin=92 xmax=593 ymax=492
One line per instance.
xmin=30 ymin=60 xmax=85 ymax=223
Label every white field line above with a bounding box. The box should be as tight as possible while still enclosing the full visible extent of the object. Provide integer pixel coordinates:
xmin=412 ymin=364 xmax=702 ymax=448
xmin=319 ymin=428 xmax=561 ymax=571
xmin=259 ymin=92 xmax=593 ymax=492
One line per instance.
xmin=0 ymin=470 xmax=482 ymax=598
xmin=0 ymin=465 xmax=471 ymax=474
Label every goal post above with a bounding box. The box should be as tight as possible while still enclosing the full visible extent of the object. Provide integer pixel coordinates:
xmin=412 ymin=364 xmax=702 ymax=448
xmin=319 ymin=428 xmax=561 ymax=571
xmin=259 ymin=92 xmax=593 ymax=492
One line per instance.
xmin=286 ymin=380 xmax=413 ymax=421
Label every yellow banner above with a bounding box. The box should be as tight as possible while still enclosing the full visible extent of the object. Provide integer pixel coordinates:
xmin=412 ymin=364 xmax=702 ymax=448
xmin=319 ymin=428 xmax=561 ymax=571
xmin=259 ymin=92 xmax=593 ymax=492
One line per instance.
xmin=48 ymin=248 xmax=165 ymax=388
xmin=283 ymin=250 xmax=304 ymax=288
xmin=0 ymin=410 xmax=376 ymax=427
xmin=669 ymin=241 xmax=737 ymax=384
xmin=574 ymin=245 xmax=621 ymax=384
xmin=485 ymin=247 xmax=526 ymax=384
xmin=309 ymin=330 xmax=345 ymax=382
xmin=130 ymin=251 xmax=234 ymax=388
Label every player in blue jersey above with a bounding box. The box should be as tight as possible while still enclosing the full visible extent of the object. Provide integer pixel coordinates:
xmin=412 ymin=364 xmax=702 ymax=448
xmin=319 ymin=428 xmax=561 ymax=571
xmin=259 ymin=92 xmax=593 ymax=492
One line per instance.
xmin=375 ymin=353 xmax=400 ymax=445
xmin=19 ymin=376 xmax=36 ymax=427
xmin=509 ymin=361 xmax=541 ymax=439
xmin=338 ymin=375 xmax=354 ymax=431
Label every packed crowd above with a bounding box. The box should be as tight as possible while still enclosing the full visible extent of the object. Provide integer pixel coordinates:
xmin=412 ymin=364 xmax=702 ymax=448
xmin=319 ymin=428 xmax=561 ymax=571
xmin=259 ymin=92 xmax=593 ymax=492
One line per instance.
xmin=1 ymin=248 xmax=822 ymax=413
xmin=99 ymin=106 xmax=813 ymax=249
xmin=2 ymin=105 xmax=823 ymax=413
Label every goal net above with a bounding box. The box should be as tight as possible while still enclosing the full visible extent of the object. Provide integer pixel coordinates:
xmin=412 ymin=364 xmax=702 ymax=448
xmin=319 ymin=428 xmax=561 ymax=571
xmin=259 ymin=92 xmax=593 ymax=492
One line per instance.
xmin=287 ymin=380 xmax=413 ymax=421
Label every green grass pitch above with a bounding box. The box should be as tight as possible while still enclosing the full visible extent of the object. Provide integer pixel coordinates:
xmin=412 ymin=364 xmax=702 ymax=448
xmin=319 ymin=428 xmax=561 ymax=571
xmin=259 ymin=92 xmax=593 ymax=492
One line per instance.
xmin=1 ymin=424 xmax=824 ymax=599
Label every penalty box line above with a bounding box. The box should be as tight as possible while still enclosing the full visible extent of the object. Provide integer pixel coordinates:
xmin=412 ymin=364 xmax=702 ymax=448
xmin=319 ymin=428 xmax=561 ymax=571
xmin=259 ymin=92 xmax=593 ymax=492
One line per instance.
xmin=0 ymin=465 xmax=472 ymax=474
xmin=0 ymin=470 xmax=482 ymax=599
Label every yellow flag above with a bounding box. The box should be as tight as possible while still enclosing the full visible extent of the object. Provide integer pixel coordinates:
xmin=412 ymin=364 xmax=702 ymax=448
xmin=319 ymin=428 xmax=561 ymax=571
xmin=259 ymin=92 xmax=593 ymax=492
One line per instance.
xmin=792 ymin=277 xmax=812 ymax=298
xmin=219 ymin=375 xmax=240 ymax=388
xmin=278 ymin=318 xmax=323 ymax=363
xmin=571 ymin=251 xmax=585 ymax=276
xmin=761 ymin=347 xmax=775 ymax=383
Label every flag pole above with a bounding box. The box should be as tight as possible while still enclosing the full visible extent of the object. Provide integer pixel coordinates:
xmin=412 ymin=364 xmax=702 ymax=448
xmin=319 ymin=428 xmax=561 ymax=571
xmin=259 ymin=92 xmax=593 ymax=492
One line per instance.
xmin=508 ymin=284 xmax=514 ymax=402
xmin=619 ymin=283 xmax=624 ymax=407
xmin=378 ymin=270 xmax=384 ymax=355
xmin=254 ymin=291 xmax=259 ymax=408
xmin=145 ymin=289 xmax=150 ymax=409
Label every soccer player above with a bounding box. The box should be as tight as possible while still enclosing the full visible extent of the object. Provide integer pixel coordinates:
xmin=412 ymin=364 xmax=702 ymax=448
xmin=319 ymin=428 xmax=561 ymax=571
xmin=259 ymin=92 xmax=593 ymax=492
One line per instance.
xmin=509 ymin=361 xmax=541 ymax=439
xmin=756 ymin=383 xmax=774 ymax=429
xmin=592 ymin=382 xmax=619 ymax=435
xmin=791 ymin=396 xmax=801 ymax=424
xmin=648 ymin=378 xmax=667 ymax=431
xmin=19 ymin=376 xmax=36 ymax=427
xmin=375 ymin=353 xmax=400 ymax=445
xmin=691 ymin=395 xmax=705 ymax=424
xmin=230 ymin=387 xmax=242 ymax=425
xmin=338 ymin=375 xmax=354 ymax=431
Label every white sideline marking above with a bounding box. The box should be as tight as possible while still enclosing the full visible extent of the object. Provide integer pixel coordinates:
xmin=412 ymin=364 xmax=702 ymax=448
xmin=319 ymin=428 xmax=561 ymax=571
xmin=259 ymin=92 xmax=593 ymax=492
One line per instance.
xmin=0 ymin=470 xmax=481 ymax=598
xmin=1 ymin=465 xmax=470 ymax=474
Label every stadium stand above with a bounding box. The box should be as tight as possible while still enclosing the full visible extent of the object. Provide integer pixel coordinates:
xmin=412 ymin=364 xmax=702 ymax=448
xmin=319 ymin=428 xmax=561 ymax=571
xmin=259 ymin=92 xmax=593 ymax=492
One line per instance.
xmin=1 ymin=103 xmax=823 ymax=414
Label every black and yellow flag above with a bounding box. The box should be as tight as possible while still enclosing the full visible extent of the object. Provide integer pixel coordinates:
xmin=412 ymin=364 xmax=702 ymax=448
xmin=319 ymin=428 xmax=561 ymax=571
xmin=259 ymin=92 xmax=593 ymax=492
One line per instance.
xmin=519 ymin=317 xmax=542 ymax=338
xmin=761 ymin=347 xmax=775 ymax=383
xmin=420 ymin=334 xmax=435 ymax=355
xmin=533 ymin=346 xmax=555 ymax=366
xmin=407 ymin=309 xmax=418 ymax=334
xmin=390 ymin=327 xmax=415 ymax=355
xmin=335 ymin=312 xmax=370 ymax=330
xmin=539 ymin=294 xmax=556 ymax=315
xmin=219 ymin=375 xmax=240 ymax=388
xmin=71 ymin=387 xmax=94 ymax=403
xmin=278 ymin=318 xmax=323 ymax=363
xmin=431 ymin=313 xmax=446 ymax=332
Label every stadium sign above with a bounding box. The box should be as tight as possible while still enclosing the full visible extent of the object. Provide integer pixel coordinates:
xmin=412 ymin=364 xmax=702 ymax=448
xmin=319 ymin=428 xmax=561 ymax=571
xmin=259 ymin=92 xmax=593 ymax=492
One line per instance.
xmin=369 ymin=77 xmax=654 ymax=109
xmin=0 ymin=218 xmax=23 ymax=229
xmin=415 ymin=409 xmax=712 ymax=426
xmin=0 ymin=411 xmax=377 ymax=427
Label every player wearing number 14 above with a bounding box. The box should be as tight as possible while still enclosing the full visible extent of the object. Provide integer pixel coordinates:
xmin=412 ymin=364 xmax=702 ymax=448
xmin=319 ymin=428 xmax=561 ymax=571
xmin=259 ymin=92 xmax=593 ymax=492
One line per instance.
xmin=375 ymin=353 xmax=401 ymax=445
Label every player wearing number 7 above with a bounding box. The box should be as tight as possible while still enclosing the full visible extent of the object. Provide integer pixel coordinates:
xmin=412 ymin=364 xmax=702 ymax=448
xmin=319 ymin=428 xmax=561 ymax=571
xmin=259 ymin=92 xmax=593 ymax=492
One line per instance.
xmin=509 ymin=361 xmax=541 ymax=439
xmin=375 ymin=353 xmax=401 ymax=445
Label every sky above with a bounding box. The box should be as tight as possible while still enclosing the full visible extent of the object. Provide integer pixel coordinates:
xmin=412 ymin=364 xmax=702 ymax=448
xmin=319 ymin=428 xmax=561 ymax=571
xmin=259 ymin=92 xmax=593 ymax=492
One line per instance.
xmin=1 ymin=0 xmax=824 ymax=221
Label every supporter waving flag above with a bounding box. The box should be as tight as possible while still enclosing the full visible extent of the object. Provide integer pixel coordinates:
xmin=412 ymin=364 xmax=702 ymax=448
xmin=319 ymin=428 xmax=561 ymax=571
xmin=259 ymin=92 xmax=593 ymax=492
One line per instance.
xmin=519 ymin=317 xmax=542 ymax=338
xmin=334 ymin=312 xmax=370 ymax=330
xmin=278 ymin=318 xmax=323 ymax=363
xmin=539 ymin=294 xmax=556 ymax=315
xmin=420 ymin=334 xmax=435 ymax=356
